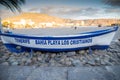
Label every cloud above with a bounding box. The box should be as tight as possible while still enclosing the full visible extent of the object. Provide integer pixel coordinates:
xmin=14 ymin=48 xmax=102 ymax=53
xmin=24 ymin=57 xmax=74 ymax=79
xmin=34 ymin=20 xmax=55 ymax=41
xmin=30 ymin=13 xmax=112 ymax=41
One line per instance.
xmin=40 ymin=7 xmax=99 ymax=14
xmin=0 ymin=9 xmax=11 ymax=19
xmin=104 ymin=7 xmax=120 ymax=13
xmin=79 ymin=7 xmax=100 ymax=16
xmin=0 ymin=9 xmax=19 ymax=19
xmin=23 ymin=6 xmax=120 ymax=19
xmin=38 ymin=6 xmax=100 ymax=19
xmin=29 ymin=8 xmax=40 ymax=11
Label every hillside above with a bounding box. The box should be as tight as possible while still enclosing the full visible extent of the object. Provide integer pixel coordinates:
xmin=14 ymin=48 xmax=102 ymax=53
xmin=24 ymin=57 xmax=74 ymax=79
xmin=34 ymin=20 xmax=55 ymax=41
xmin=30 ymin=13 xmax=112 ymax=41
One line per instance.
xmin=71 ymin=19 xmax=120 ymax=26
xmin=2 ymin=13 xmax=120 ymax=29
xmin=2 ymin=13 xmax=65 ymax=23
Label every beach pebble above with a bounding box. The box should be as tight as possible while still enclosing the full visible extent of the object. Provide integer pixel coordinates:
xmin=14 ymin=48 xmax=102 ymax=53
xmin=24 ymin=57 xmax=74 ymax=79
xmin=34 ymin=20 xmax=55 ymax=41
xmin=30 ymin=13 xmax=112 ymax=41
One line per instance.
xmin=72 ymin=59 xmax=83 ymax=67
xmin=36 ymin=51 xmax=42 ymax=55
xmin=95 ymin=57 xmax=100 ymax=63
xmin=32 ymin=57 xmax=37 ymax=62
xmin=1 ymin=62 xmax=9 ymax=66
xmin=100 ymin=59 xmax=106 ymax=65
xmin=66 ymin=51 xmax=76 ymax=57
xmin=51 ymin=53 xmax=56 ymax=58
xmin=66 ymin=61 xmax=72 ymax=66
xmin=54 ymin=55 xmax=62 ymax=61
xmin=8 ymin=57 xmax=16 ymax=63
xmin=87 ymin=59 xmax=95 ymax=66
xmin=2 ymin=55 xmax=9 ymax=60
xmin=24 ymin=52 xmax=30 ymax=57
xmin=59 ymin=58 xmax=65 ymax=65
xmin=37 ymin=56 xmax=42 ymax=61
xmin=79 ymin=50 xmax=86 ymax=55
xmin=64 ymin=58 xmax=71 ymax=66
xmin=25 ymin=59 xmax=32 ymax=65
xmin=45 ymin=56 xmax=51 ymax=63
xmin=11 ymin=61 xmax=18 ymax=66
xmin=0 ymin=41 xmax=120 ymax=67
xmin=21 ymin=57 xmax=28 ymax=62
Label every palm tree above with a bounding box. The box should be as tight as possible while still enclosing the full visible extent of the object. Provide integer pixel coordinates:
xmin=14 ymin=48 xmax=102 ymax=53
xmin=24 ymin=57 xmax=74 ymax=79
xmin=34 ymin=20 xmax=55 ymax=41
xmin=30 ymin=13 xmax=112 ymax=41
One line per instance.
xmin=0 ymin=0 xmax=25 ymax=31
xmin=0 ymin=0 xmax=25 ymax=12
xmin=103 ymin=0 xmax=120 ymax=7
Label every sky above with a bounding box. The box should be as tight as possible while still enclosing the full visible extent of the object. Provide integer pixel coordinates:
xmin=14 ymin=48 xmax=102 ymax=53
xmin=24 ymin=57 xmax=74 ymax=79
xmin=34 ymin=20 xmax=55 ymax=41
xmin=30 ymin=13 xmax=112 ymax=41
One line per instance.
xmin=0 ymin=0 xmax=120 ymax=19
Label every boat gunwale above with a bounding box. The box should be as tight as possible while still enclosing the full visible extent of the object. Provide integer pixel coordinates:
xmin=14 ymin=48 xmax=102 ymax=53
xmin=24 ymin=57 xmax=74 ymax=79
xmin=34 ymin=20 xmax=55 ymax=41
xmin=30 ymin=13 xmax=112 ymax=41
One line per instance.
xmin=0 ymin=26 xmax=118 ymax=40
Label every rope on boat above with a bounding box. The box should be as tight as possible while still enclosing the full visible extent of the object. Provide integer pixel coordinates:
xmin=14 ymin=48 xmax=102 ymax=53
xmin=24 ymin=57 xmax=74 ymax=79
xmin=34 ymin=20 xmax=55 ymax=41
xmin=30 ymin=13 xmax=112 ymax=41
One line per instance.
xmin=29 ymin=49 xmax=33 ymax=58
xmin=88 ymin=47 xmax=93 ymax=54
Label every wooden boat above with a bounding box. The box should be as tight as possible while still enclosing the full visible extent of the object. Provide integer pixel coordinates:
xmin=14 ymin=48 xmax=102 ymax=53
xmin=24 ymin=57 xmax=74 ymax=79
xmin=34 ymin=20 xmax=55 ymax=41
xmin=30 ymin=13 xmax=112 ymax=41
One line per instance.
xmin=0 ymin=26 xmax=118 ymax=53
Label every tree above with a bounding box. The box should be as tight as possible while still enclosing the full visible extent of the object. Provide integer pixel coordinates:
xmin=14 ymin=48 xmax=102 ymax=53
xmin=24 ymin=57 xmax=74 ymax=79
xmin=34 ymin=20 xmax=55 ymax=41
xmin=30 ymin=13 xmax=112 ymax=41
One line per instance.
xmin=0 ymin=0 xmax=25 ymax=12
xmin=103 ymin=0 xmax=120 ymax=7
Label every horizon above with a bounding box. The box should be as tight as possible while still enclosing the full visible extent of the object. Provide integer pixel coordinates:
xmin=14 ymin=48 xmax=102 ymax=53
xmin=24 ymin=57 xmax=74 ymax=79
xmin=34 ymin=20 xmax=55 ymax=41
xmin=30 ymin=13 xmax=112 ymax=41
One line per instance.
xmin=2 ymin=12 xmax=120 ymax=20
xmin=0 ymin=0 xmax=120 ymax=20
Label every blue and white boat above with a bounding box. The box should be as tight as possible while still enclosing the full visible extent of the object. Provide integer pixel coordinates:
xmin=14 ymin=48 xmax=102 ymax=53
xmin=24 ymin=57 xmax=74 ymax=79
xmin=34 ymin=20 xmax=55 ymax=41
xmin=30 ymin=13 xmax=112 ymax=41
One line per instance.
xmin=0 ymin=26 xmax=118 ymax=53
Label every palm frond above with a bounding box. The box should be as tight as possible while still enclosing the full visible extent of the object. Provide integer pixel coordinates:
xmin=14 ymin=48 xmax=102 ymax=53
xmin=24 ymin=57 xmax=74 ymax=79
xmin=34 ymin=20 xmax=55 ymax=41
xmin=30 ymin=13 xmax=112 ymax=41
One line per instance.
xmin=0 ymin=0 xmax=25 ymax=12
xmin=103 ymin=0 xmax=120 ymax=7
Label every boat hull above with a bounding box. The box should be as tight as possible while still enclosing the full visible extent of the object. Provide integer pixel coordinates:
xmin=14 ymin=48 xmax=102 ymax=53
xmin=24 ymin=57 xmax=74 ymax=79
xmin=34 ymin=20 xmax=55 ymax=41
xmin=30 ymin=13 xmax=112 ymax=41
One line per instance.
xmin=0 ymin=26 xmax=118 ymax=53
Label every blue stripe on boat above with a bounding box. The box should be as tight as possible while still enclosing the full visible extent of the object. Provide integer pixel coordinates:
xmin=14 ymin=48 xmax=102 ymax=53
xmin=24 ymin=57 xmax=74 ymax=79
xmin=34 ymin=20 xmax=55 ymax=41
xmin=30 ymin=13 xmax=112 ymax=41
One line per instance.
xmin=0 ymin=30 xmax=1 ymax=35
xmin=4 ymin=43 xmax=109 ymax=53
xmin=0 ymin=26 xmax=118 ymax=40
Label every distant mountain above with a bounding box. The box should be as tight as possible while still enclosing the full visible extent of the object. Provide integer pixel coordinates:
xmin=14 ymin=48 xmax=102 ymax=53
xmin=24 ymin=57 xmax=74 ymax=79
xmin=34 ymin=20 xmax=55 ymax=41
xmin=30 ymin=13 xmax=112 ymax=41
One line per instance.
xmin=2 ymin=13 xmax=65 ymax=23
xmin=70 ymin=19 xmax=120 ymax=26
xmin=2 ymin=13 xmax=120 ymax=29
